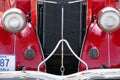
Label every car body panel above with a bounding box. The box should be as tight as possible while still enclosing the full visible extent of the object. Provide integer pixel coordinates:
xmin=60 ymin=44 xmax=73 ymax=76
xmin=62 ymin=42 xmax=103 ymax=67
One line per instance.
xmin=79 ymin=0 xmax=120 ymax=71
xmin=0 ymin=0 xmax=45 ymax=71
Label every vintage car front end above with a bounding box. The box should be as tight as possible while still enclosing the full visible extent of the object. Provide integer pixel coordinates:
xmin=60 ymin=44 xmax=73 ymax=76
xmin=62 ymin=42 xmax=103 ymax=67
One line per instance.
xmin=31 ymin=0 xmax=120 ymax=75
xmin=0 ymin=0 xmax=45 ymax=71
xmin=0 ymin=0 xmax=120 ymax=79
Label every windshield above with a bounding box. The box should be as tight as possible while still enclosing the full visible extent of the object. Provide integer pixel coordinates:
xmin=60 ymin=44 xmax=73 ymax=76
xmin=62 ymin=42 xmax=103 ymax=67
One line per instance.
xmin=0 ymin=0 xmax=16 ymax=12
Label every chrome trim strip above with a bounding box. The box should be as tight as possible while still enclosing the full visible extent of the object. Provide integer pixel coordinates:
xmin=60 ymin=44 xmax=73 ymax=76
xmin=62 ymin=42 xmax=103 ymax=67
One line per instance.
xmin=107 ymin=32 xmax=111 ymax=67
xmin=38 ymin=39 xmax=88 ymax=71
xmin=68 ymin=0 xmax=84 ymax=4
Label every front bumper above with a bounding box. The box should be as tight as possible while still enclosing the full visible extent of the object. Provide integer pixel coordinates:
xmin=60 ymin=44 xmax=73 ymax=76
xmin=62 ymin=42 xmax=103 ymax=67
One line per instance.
xmin=0 ymin=69 xmax=120 ymax=80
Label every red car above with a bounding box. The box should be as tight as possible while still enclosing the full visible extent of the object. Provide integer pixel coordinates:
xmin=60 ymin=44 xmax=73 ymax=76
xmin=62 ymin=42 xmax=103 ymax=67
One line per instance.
xmin=0 ymin=0 xmax=120 ymax=76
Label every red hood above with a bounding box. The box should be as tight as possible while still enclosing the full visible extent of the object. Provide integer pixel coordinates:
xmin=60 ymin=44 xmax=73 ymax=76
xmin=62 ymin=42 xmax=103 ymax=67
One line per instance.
xmin=0 ymin=0 xmax=16 ymax=12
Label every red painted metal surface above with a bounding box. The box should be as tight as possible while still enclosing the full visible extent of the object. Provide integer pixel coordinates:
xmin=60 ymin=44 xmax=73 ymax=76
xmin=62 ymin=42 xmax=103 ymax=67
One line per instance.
xmin=79 ymin=0 xmax=120 ymax=71
xmin=0 ymin=0 xmax=45 ymax=72
xmin=92 ymin=0 xmax=116 ymax=19
xmin=79 ymin=21 xmax=109 ymax=70
xmin=15 ymin=23 xmax=45 ymax=71
xmin=17 ymin=0 xmax=31 ymax=14
xmin=109 ymin=29 xmax=120 ymax=68
xmin=0 ymin=0 xmax=16 ymax=12
xmin=31 ymin=0 xmax=37 ymax=29
xmin=86 ymin=0 xmax=92 ymax=28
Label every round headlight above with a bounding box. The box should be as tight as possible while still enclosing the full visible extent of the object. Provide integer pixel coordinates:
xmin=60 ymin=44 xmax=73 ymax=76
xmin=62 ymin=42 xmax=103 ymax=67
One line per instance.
xmin=98 ymin=7 xmax=120 ymax=32
xmin=2 ymin=8 xmax=26 ymax=33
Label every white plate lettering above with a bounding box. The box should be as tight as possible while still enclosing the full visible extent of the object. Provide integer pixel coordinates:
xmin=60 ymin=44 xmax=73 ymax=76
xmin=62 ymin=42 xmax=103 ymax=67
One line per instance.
xmin=0 ymin=54 xmax=16 ymax=71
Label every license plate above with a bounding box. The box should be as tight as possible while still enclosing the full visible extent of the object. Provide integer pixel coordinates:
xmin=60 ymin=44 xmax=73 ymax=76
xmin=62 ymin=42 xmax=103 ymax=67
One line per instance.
xmin=0 ymin=54 xmax=16 ymax=71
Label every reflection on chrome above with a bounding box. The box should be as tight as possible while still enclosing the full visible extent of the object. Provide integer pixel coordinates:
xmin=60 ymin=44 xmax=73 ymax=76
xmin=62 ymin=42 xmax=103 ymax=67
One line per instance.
xmin=0 ymin=69 xmax=120 ymax=80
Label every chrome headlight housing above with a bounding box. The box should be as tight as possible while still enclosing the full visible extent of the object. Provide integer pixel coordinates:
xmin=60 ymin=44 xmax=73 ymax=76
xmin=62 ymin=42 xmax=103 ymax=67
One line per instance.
xmin=2 ymin=8 xmax=26 ymax=33
xmin=98 ymin=7 xmax=120 ymax=32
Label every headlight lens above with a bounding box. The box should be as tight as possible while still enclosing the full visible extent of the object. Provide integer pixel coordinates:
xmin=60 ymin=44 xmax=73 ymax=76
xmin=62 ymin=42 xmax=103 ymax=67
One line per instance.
xmin=98 ymin=7 xmax=120 ymax=32
xmin=2 ymin=8 xmax=26 ymax=33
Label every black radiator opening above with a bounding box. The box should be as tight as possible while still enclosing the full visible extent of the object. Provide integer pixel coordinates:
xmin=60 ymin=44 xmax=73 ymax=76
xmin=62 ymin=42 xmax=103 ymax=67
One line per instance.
xmin=37 ymin=0 xmax=87 ymax=75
